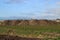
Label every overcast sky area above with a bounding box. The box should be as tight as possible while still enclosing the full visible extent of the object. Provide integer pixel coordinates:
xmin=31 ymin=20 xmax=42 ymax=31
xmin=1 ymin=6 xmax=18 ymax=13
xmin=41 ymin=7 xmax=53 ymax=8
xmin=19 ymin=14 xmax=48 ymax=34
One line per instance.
xmin=0 ymin=0 xmax=60 ymax=19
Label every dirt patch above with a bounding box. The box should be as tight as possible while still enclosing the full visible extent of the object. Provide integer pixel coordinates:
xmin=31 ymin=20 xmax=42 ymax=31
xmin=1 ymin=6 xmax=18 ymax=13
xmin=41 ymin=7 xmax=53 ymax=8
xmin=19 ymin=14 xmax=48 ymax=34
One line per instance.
xmin=0 ymin=35 xmax=41 ymax=40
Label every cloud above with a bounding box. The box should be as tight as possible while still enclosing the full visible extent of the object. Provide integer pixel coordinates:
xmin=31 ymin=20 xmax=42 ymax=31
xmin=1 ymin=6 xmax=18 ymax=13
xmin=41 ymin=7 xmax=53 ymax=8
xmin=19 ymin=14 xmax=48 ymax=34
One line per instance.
xmin=56 ymin=1 xmax=60 ymax=8
xmin=31 ymin=8 xmax=60 ymax=19
xmin=45 ymin=8 xmax=60 ymax=19
xmin=56 ymin=1 xmax=60 ymax=5
xmin=48 ymin=8 xmax=60 ymax=15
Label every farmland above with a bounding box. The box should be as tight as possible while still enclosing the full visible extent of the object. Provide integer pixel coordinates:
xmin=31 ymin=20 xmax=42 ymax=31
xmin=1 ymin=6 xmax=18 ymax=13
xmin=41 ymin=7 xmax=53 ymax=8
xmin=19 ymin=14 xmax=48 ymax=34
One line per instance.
xmin=0 ymin=19 xmax=60 ymax=40
xmin=0 ymin=24 xmax=60 ymax=40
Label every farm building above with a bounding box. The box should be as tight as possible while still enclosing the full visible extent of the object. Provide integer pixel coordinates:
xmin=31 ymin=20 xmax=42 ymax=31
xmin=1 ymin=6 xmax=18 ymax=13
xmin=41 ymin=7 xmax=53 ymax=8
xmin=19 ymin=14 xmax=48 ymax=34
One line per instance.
xmin=56 ymin=19 xmax=60 ymax=22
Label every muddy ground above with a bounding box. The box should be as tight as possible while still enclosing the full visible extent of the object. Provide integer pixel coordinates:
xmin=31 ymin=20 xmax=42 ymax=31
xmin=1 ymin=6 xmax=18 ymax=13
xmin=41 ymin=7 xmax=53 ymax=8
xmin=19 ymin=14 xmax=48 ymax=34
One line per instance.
xmin=0 ymin=35 xmax=41 ymax=40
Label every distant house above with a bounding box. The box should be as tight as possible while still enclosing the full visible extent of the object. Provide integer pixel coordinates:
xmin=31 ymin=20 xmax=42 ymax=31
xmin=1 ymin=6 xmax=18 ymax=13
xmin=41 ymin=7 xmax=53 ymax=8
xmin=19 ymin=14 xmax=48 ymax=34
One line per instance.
xmin=56 ymin=19 xmax=60 ymax=22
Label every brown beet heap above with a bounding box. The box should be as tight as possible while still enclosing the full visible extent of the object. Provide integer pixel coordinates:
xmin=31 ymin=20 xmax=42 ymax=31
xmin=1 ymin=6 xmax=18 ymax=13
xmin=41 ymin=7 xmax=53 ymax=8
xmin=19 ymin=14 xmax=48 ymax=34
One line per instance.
xmin=0 ymin=19 xmax=60 ymax=26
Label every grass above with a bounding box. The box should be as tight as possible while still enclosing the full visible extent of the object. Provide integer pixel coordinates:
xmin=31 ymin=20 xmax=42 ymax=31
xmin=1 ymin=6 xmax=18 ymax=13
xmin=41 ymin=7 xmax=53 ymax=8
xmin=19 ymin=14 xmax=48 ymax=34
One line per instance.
xmin=0 ymin=24 xmax=60 ymax=39
xmin=0 ymin=24 xmax=59 ymax=34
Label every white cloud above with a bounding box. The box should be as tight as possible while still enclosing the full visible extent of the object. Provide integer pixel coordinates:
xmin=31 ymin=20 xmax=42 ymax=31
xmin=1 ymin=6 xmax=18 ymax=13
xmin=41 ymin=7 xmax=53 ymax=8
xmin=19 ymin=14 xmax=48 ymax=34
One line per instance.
xmin=56 ymin=1 xmax=60 ymax=5
xmin=47 ymin=8 xmax=60 ymax=15
xmin=31 ymin=8 xmax=60 ymax=19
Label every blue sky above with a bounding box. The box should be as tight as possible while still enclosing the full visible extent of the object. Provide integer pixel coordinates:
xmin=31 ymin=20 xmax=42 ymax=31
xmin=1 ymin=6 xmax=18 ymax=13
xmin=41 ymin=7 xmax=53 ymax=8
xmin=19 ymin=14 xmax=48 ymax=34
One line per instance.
xmin=0 ymin=0 xmax=60 ymax=19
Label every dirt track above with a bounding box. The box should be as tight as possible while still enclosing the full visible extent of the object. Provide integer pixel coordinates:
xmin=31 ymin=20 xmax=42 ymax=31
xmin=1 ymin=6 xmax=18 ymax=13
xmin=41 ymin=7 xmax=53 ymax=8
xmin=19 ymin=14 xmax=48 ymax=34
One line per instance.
xmin=0 ymin=35 xmax=41 ymax=40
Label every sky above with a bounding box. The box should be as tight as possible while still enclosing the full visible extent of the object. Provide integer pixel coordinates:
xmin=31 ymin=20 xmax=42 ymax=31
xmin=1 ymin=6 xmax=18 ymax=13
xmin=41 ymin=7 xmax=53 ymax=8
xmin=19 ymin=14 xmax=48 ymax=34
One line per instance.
xmin=0 ymin=0 xmax=60 ymax=19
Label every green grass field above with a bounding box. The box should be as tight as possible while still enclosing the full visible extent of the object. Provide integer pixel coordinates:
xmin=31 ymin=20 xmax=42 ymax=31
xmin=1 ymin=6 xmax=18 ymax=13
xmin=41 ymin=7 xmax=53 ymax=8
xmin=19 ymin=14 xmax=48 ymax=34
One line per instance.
xmin=0 ymin=24 xmax=60 ymax=40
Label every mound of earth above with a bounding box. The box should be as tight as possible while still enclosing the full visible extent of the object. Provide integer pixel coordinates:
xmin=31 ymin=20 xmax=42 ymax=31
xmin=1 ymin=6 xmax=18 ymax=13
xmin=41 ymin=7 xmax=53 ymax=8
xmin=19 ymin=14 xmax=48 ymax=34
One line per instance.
xmin=0 ymin=20 xmax=59 ymax=26
xmin=0 ymin=35 xmax=41 ymax=40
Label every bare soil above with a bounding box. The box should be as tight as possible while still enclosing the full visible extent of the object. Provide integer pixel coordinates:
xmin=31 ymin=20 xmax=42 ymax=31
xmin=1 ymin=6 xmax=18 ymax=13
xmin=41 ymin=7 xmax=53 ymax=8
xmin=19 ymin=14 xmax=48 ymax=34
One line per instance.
xmin=0 ymin=35 xmax=41 ymax=40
